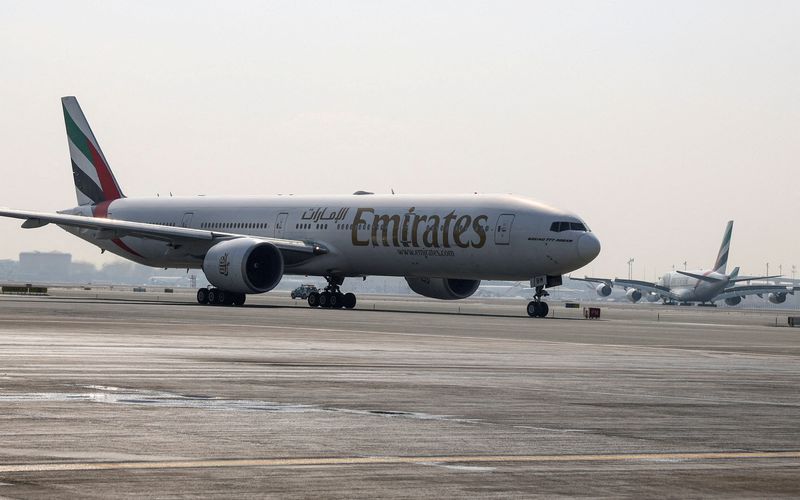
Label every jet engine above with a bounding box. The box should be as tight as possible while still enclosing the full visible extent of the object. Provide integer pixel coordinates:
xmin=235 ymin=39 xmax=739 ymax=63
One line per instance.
xmin=596 ymin=283 xmax=612 ymax=297
xmin=405 ymin=277 xmax=480 ymax=300
xmin=625 ymin=288 xmax=642 ymax=303
xmin=724 ymin=296 xmax=742 ymax=306
xmin=202 ymin=238 xmax=284 ymax=293
xmin=768 ymin=292 xmax=787 ymax=304
xmin=645 ymin=292 xmax=660 ymax=302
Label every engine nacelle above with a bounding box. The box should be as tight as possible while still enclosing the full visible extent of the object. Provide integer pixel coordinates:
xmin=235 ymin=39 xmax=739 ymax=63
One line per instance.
xmin=725 ymin=296 xmax=742 ymax=306
xmin=202 ymin=238 xmax=284 ymax=294
xmin=405 ymin=277 xmax=480 ymax=300
xmin=596 ymin=283 xmax=612 ymax=297
xmin=625 ymin=288 xmax=642 ymax=303
xmin=645 ymin=292 xmax=660 ymax=302
xmin=768 ymin=292 xmax=787 ymax=304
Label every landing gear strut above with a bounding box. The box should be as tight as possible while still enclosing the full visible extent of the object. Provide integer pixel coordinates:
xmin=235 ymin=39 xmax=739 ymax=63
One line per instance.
xmin=197 ymin=287 xmax=246 ymax=306
xmin=526 ymin=286 xmax=549 ymax=318
xmin=308 ymin=276 xmax=357 ymax=309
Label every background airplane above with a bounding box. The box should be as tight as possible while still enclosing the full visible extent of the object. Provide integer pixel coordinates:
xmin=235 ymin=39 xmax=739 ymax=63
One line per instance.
xmin=576 ymin=221 xmax=797 ymax=306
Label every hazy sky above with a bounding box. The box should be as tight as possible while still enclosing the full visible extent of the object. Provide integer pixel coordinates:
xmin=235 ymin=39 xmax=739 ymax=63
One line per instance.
xmin=1 ymin=0 xmax=798 ymax=279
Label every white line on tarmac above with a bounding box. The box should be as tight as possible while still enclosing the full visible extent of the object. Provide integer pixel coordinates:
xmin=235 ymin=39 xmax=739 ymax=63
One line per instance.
xmin=0 ymin=451 xmax=798 ymax=473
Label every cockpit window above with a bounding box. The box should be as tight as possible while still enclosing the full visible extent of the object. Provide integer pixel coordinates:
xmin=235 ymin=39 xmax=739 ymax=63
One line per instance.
xmin=550 ymin=221 xmax=590 ymax=232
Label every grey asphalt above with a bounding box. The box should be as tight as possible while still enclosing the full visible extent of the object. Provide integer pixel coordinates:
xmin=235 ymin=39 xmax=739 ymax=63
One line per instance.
xmin=0 ymin=290 xmax=798 ymax=498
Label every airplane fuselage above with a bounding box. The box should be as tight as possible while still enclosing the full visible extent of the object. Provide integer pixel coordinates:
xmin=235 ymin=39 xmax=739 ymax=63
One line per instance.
xmin=659 ymin=270 xmax=730 ymax=303
xmin=61 ymin=193 xmax=599 ymax=281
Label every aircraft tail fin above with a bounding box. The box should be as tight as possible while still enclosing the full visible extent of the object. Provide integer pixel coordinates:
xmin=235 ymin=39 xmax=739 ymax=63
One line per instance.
xmin=713 ymin=221 xmax=733 ymax=274
xmin=62 ymin=97 xmax=125 ymax=206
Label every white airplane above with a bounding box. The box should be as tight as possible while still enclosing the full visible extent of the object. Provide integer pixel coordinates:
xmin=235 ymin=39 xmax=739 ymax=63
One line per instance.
xmin=577 ymin=221 xmax=796 ymax=305
xmin=0 ymin=97 xmax=601 ymax=317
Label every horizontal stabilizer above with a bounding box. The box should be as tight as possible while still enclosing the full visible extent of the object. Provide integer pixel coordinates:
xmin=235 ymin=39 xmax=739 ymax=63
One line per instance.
xmin=676 ymin=270 xmax=722 ymax=282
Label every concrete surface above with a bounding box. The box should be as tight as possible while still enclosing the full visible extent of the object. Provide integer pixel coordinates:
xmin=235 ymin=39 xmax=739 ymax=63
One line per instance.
xmin=0 ymin=290 xmax=798 ymax=498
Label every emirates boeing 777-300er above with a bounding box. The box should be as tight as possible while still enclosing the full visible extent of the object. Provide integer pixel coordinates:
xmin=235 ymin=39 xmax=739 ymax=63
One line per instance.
xmin=0 ymin=97 xmax=601 ymax=317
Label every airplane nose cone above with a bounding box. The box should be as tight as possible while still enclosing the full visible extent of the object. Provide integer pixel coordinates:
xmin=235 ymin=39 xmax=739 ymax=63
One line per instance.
xmin=577 ymin=233 xmax=601 ymax=262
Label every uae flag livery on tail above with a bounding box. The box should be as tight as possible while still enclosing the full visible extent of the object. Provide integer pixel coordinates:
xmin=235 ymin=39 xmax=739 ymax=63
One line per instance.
xmin=62 ymin=96 xmax=124 ymax=206
xmin=713 ymin=220 xmax=732 ymax=274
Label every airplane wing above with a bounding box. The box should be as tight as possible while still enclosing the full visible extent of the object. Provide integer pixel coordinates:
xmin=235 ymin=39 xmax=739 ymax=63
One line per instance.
xmin=715 ymin=285 xmax=800 ymax=301
xmin=727 ymin=274 xmax=783 ymax=284
xmin=571 ymin=276 xmax=677 ymax=300
xmin=612 ymin=279 xmax=678 ymax=300
xmin=570 ymin=276 xmax=613 ymax=286
xmin=0 ymin=208 xmax=326 ymax=256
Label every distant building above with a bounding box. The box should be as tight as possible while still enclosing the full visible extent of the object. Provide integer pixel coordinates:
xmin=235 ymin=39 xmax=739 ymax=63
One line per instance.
xmin=18 ymin=251 xmax=71 ymax=282
xmin=0 ymin=259 xmax=16 ymax=280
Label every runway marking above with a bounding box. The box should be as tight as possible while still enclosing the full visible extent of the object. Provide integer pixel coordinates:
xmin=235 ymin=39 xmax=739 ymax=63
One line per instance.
xmin=0 ymin=451 xmax=798 ymax=473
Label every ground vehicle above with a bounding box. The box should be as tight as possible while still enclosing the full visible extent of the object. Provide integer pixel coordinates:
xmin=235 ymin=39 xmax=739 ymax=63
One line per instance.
xmin=291 ymin=284 xmax=318 ymax=300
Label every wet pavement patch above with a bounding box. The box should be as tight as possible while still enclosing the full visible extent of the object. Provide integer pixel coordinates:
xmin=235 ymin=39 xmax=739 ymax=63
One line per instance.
xmin=0 ymin=386 xmax=476 ymax=423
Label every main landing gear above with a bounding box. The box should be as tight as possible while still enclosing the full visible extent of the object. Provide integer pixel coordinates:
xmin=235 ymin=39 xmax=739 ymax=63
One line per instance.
xmin=307 ymin=276 xmax=357 ymax=309
xmin=526 ymin=287 xmax=549 ymax=318
xmin=196 ymin=287 xmax=246 ymax=307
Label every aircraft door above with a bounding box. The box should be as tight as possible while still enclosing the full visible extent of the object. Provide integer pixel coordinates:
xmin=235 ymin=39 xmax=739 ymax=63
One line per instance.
xmin=180 ymin=212 xmax=194 ymax=228
xmin=494 ymin=214 xmax=515 ymax=245
xmin=274 ymin=212 xmax=288 ymax=238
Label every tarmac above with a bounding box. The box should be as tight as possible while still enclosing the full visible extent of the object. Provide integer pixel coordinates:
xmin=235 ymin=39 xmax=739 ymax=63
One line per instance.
xmin=0 ymin=289 xmax=799 ymax=498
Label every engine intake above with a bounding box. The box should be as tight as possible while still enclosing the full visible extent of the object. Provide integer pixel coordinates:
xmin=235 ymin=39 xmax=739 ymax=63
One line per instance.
xmin=725 ymin=296 xmax=742 ymax=306
xmin=768 ymin=292 xmax=787 ymax=304
xmin=596 ymin=283 xmax=612 ymax=297
xmin=405 ymin=277 xmax=480 ymax=300
xmin=625 ymin=288 xmax=642 ymax=303
xmin=202 ymin=238 xmax=284 ymax=294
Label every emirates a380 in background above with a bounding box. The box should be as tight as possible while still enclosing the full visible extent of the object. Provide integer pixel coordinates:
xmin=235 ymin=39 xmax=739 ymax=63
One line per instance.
xmin=0 ymin=97 xmax=601 ymax=317
xmin=577 ymin=221 xmax=797 ymax=306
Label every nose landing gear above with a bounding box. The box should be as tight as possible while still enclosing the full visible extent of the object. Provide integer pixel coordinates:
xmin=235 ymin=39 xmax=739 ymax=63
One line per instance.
xmin=307 ymin=276 xmax=357 ymax=309
xmin=526 ymin=286 xmax=549 ymax=318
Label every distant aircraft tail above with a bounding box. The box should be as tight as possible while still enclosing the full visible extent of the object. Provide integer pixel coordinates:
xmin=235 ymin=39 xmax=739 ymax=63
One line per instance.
xmin=713 ymin=221 xmax=733 ymax=274
xmin=62 ymin=97 xmax=125 ymax=206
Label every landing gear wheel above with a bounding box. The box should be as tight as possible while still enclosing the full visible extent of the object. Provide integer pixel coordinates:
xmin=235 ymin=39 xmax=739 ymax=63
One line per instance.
xmin=539 ymin=302 xmax=549 ymax=317
xmin=308 ymin=292 xmax=320 ymax=307
xmin=527 ymin=285 xmax=550 ymax=318
xmin=232 ymin=293 xmax=246 ymax=306
xmin=197 ymin=288 xmax=209 ymax=304
xmin=207 ymin=288 xmax=218 ymax=305
xmin=316 ymin=276 xmax=358 ymax=310
xmin=217 ymin=290 xmax=230 ymax=306
xmin=526 ymin=302 xmax=548 ymax=318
